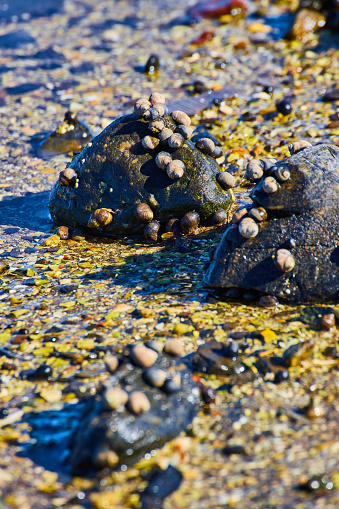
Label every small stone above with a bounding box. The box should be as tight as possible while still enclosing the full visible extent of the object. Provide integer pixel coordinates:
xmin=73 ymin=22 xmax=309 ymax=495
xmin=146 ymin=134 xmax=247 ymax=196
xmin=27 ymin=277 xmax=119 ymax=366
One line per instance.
xmin=262 ymin=176 xmax=279 ymax=194
xmin=41 ymin=234 xmax=61 ymax=247
xmin=232 ymin=207 xmax=248 ymax=224
xmin=0 ymin=261 xmax=9 ymax=275
xmin=238 ymin=217 xmax=259 ymax=239
xmin=164 ymin=338 xmax=183 ymax=356
xmin=162 ymin=378 xmax=181 ymax=394
xmin=248 ymin=207 xmax=267 ymax=222
xmin=167 ymin=159 xmax=185 ymax=179
xmin=145 ymin=340 xmax=164 ymax=353
xmin=127 ymin=391 xmax=151 ymax=414
xmin=155 ymin=151 xmax=172 ymax=170
xmin=168 ymin=133 xmax=184 ymax=149
xmin=171 ymin=110 xmax=191 ymax=127
xmin=54 ymin=225 xmax=70 ymax=240
xmin=104 ymin=354 xmax=119 ymax=373
xmin=40 ymin=388 xmax=62 ymax=403
xmin=142 ymin=135 xmax=160 ymax=150
xmin=274 ymin=370 xmax=289 ymax=384
xmin=149 ymin=92 xmax=165 ymax=105
xmin=288 ymin=140 xmax=312 ymax=155
xmin=276 ymin=98 xmax=292 ymax=116
xmin=102 ymin=387 xmax=128 ymax=410
xmin=143 ymin=367 xmax=167 ymax=388
xmin=216 ymin=172 xmax=236 ymax=189
xmin=285 ymin=8 xmax=326 ymax=41
xmin=130 ymin=345 xmax=158 ymax=367
xmin=274 ymin=249 xmax=295 ymax=272
xmin=159 ymin=128 xmax=173 ymax=143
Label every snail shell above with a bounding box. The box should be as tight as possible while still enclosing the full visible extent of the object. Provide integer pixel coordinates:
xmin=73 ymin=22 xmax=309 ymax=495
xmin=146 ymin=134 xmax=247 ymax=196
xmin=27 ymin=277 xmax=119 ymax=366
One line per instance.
xmin=180 ymin=211 xmax=200 ymax=234
xmin=270 ymin=166 xmax=291 ymax=182
xmin=148 ymin=118 xmax=166 ymax=133
xmin=238 ymin=217 xmax=259 ymax=238
xmin=212 ymin=208 xmax=227 ymax=226
xmin=274 ymin=249 xmax=295 ymax=272
xmin=262 ymin=176 xmax=279 ymax=194
xmin=195 ymin=137 xmax=215 ymax=155
xmin=54 ymin=225 xmax=70 ymax=240
xmin=175 ymin=125 xmax=193 ymax=140
xmin=142 ymin=135 xmax=160 ymax=150
xmin=144 ymin=221 xmax=161 ymax=241
xmin=288 ymin=140 xmax=312 ymax=156
xmin=168 ymin=133 xmax=184 ymax=149
xmin=248 ymin=207 xmax=267 ymax=222
xmin=155 ymin=151 xmax=172 ymax=170
xmin=152 ymin=103 xmax=168 ymax=117
xmin=167 ymin=160 xmax=185 ymax=179
xmin=232 ymin=207 xmax=248 ymax=224
xmin=134 ymin=98 xmax=152 ymax=118
xmin=171 ymin=110 xmax=191 ymax=127
xmin=216 ymin=172 xmax=236 ymax=189
xmin=87 ymin=208 xmax=113 ymax=228
xmin=149 ymin=92 xmax=166 ymax=105
xmin=134 ymin=203 xmax=154 ymax=223
xmin=159 ymin=128 xmax=173 ymax=143
xmin=245 ymin=160 xmax=264 ymax=181
xmin=59 ymin=168 xmax=77 ymax=187
xmin=210 ymin=146 xmax=224 ymax=159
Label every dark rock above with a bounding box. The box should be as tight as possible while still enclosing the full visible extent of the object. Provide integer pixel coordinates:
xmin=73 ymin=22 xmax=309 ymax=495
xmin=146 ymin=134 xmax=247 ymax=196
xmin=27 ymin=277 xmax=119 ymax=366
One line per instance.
xmin=190 ymin=339 xmax=246 ymax=377
xmin=49 ymin=112 xmax=233 ymax=235
xmin=5 ymin=83 xmax=43 ymax=95
xmin=204 ymin=144 xmax=339 ymax=303
xmin=39 ymin=111 xmax=93 ymax=155
xmin=222 ymin=444 xmax=247 ymax=456
xmin=140 ymin=466 xmax=183 ymax=509
xmin=69 ymin=353 xmax=200 ymax=473
xmin=0 ymin=30 xmax=35 ymax=48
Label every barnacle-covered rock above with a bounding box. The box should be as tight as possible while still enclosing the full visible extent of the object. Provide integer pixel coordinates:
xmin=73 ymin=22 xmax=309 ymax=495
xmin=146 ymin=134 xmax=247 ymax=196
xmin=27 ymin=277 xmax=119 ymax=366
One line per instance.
xmin=49 ymin=105 xmax=233 ymax=235
xmin=204 ymin=144 xmax=339 ymax=303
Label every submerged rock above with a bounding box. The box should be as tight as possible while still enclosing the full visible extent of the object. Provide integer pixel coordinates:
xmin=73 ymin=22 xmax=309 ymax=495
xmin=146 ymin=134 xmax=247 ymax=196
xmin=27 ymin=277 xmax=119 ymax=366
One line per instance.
xmin=49 ymin=94 xmax=233 ymax=236
xmin=39 ymin=111 xmax=93 ymax=155
xmin=204 ymin=143 xmax=339 ymax=303
xmin=69 ymin=346 xmax=201 ymax=473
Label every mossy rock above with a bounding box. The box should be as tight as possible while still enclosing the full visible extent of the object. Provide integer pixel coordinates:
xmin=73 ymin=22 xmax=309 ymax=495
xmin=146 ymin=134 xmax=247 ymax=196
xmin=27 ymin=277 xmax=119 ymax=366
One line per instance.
xmin=49 ymin=113 xmax=233 ymax=235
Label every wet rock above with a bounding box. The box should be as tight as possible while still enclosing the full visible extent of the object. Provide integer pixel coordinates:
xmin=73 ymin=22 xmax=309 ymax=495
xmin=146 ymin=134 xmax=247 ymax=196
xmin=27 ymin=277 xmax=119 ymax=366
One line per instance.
xmin=39 ymin=111 xmax=93 ymax=155
xmin=0 ymin=30 xmax=35 ymax=48
xmin=130 ymin=345 xmax=158 ymax=368
xmin=190 ymin=339 xmax=246 ymax=377
xmin=49 ymin=98 xmax=233 ymax=235
xmin=140 ymin=466 xmax=183 ymax=509
xmin=204 ymin=144 xmax=339 ymax=303
xmin=69 ymin=350 xmax=201 ymax=472
xmin=285 ymin=8 xmax=326 ymax=41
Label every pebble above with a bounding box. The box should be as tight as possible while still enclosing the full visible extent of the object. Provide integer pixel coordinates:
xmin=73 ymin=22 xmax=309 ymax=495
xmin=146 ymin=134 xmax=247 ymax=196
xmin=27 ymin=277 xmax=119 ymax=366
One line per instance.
xmin=171 ymin=110 xmax=191 ymax=127
xmin=143 ymin=367 xmax=167 ymax=388
xmin=155 ymin=151 xmax=172 ymax=170
xmin=167 ymin=159 xmax=185 ymax=179
xmin=0 ymin=261 xmax=8 ymax=275
xmin=276 ymin=98 xmax=292 ymax=115
xmin=142 ymin=135 xmax=160 ymax=150
xmin=145 ymin=340 xmax=164 ymax=353
xmin=262 ymin=176 xmax=279 ymax=194
xmin=127 ymin=391 xmax=151 ymax=414
xmin=164 ymin=338 xmax=183 ymax=356
xmin=104 ymin=354 xmax=119 ymax=373
xmin=238 ymin=217 xmax=259 ymax=238
xmin=216 ymin=172 xmax=236 ymax=189
xmin=274 ymin=370 xmax=289 ymax=384
xmin=162 ymin=378 xmax=181 ymax=394
xmin=130 ymin=345 xmax=158 ymax=367
xmin=168 ymin=133 xmax=184 ymax=149
xmin=103 ymin=387 xmax=128 ymax=410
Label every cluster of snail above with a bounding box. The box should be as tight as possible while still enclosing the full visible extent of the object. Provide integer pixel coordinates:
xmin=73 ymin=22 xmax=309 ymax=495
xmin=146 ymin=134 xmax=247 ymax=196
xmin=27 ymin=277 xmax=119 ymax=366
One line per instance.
xmin=232 ymin=140 xmax=312 ymax=273
xmin=135 ymin=92 xmax=224 ymax=180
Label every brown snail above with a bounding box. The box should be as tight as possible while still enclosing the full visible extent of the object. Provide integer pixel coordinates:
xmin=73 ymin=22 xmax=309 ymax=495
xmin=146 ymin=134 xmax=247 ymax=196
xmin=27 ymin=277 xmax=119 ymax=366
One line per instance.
xmin=134 ymin=203 xmax=154 ymax=223
xmin=87 ymin=208 xmax=113 ymax=229
xmin=144 ymin=221 xmax=161 ymax=241
xmin=180 ymin=211 xmax=200 ymax=234
xmin=59 ymin=168 xmax=77 ymax=187
xmin=238 ymin=217 xmax=259 ymax=238
xmin=167 ymin=160 xmax=185 ymax=179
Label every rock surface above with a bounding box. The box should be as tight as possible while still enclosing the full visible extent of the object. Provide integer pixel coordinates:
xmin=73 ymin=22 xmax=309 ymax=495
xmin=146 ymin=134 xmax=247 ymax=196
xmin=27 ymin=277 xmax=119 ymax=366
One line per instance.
xmin=69 ymin=349 xmax=201 ymax=473
xmin=49 ymin=112 xmax=232 ymax=235
xmin=204 ymin=144 xmax=339 ymax=303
